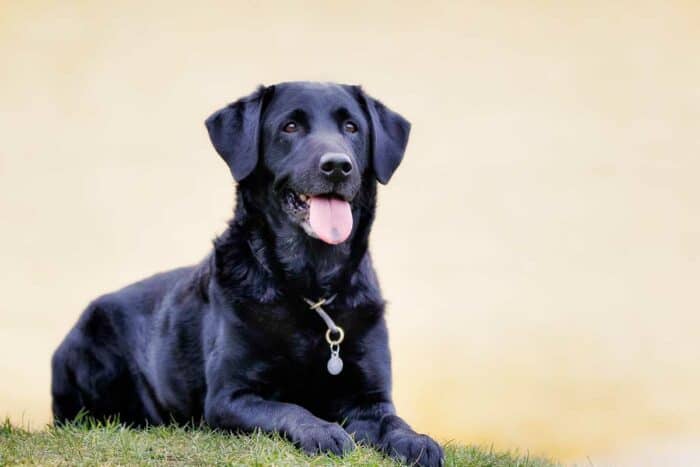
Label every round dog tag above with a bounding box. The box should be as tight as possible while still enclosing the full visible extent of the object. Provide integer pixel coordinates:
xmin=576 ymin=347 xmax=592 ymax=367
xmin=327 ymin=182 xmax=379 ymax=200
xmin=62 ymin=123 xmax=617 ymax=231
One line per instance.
xmin=327 ymin=353 xmax=343 ymax=375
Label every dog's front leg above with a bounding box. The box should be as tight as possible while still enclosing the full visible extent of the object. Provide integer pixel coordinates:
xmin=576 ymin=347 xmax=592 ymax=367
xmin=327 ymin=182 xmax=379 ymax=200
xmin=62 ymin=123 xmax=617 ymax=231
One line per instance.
xmin=342 ymin=401 xmax=443 ymax=467
xmin=337 ymin=320 xmax=444 ymax=466
xmin=205 ymin=391 xmax=354 ymax=455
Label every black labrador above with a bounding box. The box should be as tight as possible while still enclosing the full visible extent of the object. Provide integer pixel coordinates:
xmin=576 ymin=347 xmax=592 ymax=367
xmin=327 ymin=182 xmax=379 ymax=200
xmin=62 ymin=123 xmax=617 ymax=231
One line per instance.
xmin=51 ymin=82 xmax=443 ymax=466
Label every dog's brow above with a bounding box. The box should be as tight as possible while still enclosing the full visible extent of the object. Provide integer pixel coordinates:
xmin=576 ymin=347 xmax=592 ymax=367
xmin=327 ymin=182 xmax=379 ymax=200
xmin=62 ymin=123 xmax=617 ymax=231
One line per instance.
xmin=273 ymin=108 xmax=308 ymax=125
xmin=333 ymin=107 xmax=359 ymax=122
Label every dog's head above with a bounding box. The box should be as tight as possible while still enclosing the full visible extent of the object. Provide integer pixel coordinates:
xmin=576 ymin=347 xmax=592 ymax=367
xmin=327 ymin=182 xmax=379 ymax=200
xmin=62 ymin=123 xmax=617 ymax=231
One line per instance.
xmin=206 ymin=82 xmax=410 ymax=245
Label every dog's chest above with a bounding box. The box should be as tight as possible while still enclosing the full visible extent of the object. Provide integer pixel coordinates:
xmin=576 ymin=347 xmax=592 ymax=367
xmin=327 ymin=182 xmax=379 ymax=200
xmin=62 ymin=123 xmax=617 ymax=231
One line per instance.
xmin=243 ymin=301 xmax=354 ymax=343
xmin=262 ymin=332 xmax=357 ymax=417
xmin=249 ymin=303 xmax=363 ymax=377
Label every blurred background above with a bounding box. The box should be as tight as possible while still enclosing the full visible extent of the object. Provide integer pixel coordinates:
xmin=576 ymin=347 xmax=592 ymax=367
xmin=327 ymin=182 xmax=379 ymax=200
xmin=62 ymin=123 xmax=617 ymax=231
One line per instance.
xmin=1 ymin=1 xmax=699 ymax=464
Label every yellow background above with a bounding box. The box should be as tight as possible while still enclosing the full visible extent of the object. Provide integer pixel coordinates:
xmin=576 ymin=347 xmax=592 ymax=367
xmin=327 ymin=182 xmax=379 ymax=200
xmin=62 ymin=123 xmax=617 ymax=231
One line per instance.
xmin=1 ymin=1 xmax=699 ymax=462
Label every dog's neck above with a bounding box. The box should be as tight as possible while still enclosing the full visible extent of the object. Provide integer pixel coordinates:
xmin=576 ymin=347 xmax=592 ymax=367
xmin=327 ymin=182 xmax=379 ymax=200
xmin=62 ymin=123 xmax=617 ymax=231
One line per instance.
xmin=212 ymin=176 xmax=377 ymax=302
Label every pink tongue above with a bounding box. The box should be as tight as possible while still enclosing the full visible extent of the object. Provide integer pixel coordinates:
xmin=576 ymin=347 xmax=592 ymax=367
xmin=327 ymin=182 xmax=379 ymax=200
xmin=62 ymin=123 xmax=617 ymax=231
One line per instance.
xmin=308 ymin=196 xmax=353 ymax=245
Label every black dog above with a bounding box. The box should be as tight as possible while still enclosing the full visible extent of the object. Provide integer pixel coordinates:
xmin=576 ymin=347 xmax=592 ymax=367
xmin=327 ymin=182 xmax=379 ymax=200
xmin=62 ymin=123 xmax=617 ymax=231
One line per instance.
xmin=51 ymin=82 xmax=443 ymax=466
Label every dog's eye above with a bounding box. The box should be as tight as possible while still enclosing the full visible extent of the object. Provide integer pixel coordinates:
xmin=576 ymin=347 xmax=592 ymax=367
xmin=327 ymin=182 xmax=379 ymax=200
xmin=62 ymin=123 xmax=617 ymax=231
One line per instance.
xmin=282 ymin=121 xmax=299 ymax=133
xmin=344 ymin=121 xmax=358 ymax=133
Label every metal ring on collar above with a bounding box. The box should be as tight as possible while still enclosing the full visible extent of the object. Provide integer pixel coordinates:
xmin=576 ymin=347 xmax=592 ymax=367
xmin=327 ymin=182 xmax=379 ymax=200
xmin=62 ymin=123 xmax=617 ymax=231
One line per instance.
xmin=325 ymin=327 xmax=345 ymax=345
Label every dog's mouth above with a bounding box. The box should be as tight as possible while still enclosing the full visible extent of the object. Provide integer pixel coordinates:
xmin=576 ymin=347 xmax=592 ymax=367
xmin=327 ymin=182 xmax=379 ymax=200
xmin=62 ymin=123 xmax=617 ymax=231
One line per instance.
xmin=282 ymin=189 xmax=353 ymax=245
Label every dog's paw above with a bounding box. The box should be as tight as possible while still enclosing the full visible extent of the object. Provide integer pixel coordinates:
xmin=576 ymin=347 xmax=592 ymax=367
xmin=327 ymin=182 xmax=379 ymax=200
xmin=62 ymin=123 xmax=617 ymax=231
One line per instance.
xmin=294 ymin=421 xmax=355 ymax=456
xmin=382 ymin=429 xmax=444 ymax=467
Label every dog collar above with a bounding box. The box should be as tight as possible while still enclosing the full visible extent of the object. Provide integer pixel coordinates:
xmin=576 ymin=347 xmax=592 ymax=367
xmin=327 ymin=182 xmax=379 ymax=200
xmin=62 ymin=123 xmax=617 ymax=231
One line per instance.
xmin=302 ymin=295 xmax=344 ymax=375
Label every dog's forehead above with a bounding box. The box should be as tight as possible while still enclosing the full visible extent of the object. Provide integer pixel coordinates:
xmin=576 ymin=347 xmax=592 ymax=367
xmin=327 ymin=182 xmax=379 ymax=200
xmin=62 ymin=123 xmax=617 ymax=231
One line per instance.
xmin=267 ymin=82 xmax=362 ymax=116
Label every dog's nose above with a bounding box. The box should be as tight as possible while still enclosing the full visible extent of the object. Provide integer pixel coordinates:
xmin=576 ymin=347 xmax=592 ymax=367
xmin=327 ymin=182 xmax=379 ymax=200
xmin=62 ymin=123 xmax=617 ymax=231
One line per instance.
xmin=319 ymin=153 xmax=353 ymax=181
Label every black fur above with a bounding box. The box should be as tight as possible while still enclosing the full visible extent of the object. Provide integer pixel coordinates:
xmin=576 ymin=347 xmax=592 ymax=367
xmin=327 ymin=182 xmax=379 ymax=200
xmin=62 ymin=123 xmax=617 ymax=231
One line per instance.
xmin=51 ymin=82 xmax=443 ymax=467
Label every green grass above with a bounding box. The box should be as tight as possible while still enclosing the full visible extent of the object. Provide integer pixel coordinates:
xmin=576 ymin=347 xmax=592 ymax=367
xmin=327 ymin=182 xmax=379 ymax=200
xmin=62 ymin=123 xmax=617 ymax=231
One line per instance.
xmin=0 ymin=418 xmax=556 ymax=466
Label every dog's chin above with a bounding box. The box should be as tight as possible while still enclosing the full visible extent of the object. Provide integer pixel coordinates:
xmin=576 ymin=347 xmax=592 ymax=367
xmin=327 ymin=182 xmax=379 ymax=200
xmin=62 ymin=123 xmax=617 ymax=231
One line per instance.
xmin=281 ymin=189 xmax=354 ymax=245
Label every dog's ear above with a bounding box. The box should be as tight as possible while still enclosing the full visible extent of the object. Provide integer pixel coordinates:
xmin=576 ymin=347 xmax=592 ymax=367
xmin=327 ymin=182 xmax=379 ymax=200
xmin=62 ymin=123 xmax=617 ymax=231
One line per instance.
xmin=205 ymin=85 xmax=271 ymax=182
xmin=356 ymin=87 xmax=411 ymax=184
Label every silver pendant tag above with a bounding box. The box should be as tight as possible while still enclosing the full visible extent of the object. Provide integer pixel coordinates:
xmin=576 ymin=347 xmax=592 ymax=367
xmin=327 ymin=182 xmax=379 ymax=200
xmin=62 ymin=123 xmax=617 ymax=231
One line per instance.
xmin=324 ymin=326 xmax=345 ymax=375
xmin=306 ymin=296 xmax=346 ymax=376
xmin=327 ymin=351 xmax=343 ymax=375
